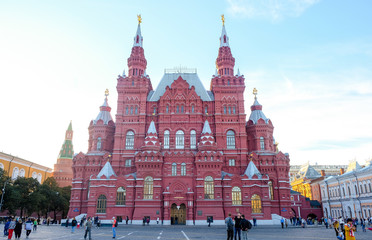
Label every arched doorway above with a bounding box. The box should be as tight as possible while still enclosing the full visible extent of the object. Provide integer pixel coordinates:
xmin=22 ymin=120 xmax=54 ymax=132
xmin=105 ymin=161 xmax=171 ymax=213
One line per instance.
xmin=307 ymin=213 xmax=317 ymax=220
xmin=347 ymin=206 xmax=353 ymax=218
xmin=170 ymin=203 xmax=186 ymax=225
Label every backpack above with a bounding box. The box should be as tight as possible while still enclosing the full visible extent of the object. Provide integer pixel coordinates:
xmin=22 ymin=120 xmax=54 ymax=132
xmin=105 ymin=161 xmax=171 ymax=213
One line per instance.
xmin=227 ymin=218 xmax=234 ymax=230
xmin=114 ymin=220 xmax=118 ymax=227
xmin=247 ymin=220 xmax=252 ymax=229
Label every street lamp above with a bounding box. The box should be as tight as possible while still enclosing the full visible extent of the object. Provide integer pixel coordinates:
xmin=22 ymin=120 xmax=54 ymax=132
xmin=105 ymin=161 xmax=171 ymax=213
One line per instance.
xmin=0 ymin=180 xmax=8 ymax=212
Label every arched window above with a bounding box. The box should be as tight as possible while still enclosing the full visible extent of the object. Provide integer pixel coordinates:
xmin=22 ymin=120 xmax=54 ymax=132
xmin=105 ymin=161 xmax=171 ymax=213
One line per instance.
xmin=343 ymin=187 xmax=345 ymax=196
xmin=116 ymin=187 xmax=126 ymax=205
xmin=130 ymin=106 xmax=133 ymax=114
xmin=355 ymin=185 xmax=358 ymax=195
xmin=163 ymin=130 xmax=170 ymax=149
xmin=0 ymin=163 xmax=3 ymax=170
xmin=132 ymin=80 xmax=134 ymax=86
xmin=232 ymin=187 xmax=242 ymax=205
xmin=190 ymin=130 xmax=196 ymax=149
xmin=181 ymin=105 xmax=184 ymax=113
xmin=166 ymin=105 xmax=169 ymax=113
xmin=126 ymin=106 xmax=128 ymax=115
xmin=181 ymin=163 xmax=186 ymax=176
xmin=176 ymin=130 xmax=184 ymax=149
xmin=19 ymin=168 xmax=25 ymax=177
xmin=369 ymin=183 xmax=372 ymax=192
xmin=135 ymin=106 xmax=138 ymax=114
xmin=228 ymin=106 xmax=231 ymax=114
xmin=37 ymin=173 xmax=42 ymax=183
xmin=227 ymin=80 xmax=230 ymax=85
xmin=260 ymin=137 xmax=265 ymax=150
xmin=205 ymin=106 xmax=208 ymax=114
xmin=97 ymin=137 xmax=102 ymax=151
xmin=125 ymin=131 xmax=134 ymax=149
xmin=153 ymin=107 xmax=156 ymax=114
xmin=348 ymin=186 xmax=351 ymax=196
xmin=251 ymin=194 xmax=262 ymax=213
xmin=204 ymin=176 xmax=214 ymax=199
xmin=233 ymin=106 xmax=236 ymax=114
xmin=32 ymin=172 xmax=37 ymax=179
xmin=224 ymin=106 xmax=227 ymax=114
xmin=191 ymin=105 xmax=195 ymax=113
xmin=268 ymin=181 xmax=274 ymax=200
xmin=12 ymin=167 xmax=19 ymax=180
xmin=144 ymin=176 xmax=153 ymax=199
xmin=172 ymin=163 xmax=177 ymax=176
xmin=365 ymin=184 xmax=367 ymax=193
xmin=226 ymin=130 xmax=235 ymax=149
xmin=96 ymin=195 xmax=107 ymax=213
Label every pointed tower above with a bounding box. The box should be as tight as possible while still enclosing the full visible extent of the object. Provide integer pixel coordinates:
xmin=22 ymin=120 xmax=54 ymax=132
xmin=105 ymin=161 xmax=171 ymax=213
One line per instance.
xmin=127 ymin=14 xmax=147 ymax=77
xmin=198 ymin=120 xmax=217 ymax=150
xmin=246 ymin=88 xmax=275 ymax=152
xmin=88 ymin=89 xmax=115 ymax=153
xmin=53 ymin=121 xmax=75 ymax=187
xmin=216 ymin=15 xmax=235 ymax=76
xmin=141 ymin=121 xmax=161 ymax=151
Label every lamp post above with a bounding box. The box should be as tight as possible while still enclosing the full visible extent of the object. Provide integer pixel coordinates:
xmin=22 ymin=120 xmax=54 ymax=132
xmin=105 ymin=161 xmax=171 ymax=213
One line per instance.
xmin=0 ymin=180 xmax=8 ymax=212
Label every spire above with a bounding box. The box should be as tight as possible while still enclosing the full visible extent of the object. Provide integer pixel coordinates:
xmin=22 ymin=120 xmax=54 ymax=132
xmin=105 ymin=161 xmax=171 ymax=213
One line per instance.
xmin=237 ymin=68 xmax=241 ymax=76
xmin=248 ymin=88 xmax=269 ymax=124
xmin=244 ymin=160 xmax=262 ymax=179
xmin=142 ymin=120 xmax=161 ymax=150
xmin=97 ymin=161 xmax=117 ymax=179
xmin=122 ymin=69 xmax=126 ymax=78
xmin=133 ymin=14 xmax=143 ymax=47
xmin=216 ymin=15 xmax=235 ymax=76
xmin=58 ymin=122 xmax=74 ymax=159
xmin=93 ymin=89 xmax=113 ymax=125
xmin=198 ymin=120 xmax=217 ymax=150
xmin=127 ymin=15 xmax=147 ymax=77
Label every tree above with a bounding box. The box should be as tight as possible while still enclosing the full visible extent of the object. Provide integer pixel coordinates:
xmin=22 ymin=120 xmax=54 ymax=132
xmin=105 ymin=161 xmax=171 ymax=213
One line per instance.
xmin=10 ymin=177 xmax=41 ymax=218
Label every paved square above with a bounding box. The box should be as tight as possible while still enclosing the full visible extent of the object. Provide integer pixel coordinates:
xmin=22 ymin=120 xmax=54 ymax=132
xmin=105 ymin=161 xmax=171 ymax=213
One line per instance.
xmin=2 ymin=224 xmax=371 ymax=240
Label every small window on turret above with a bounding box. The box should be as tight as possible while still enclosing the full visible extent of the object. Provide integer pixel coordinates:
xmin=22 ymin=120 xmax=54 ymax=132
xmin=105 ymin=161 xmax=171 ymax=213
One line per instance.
xmin=136 ymin=35 xmax=139 ymax=44
xmin=233 ymin=106 xmax=236 ymax=114
xmin=224 ymin=35 xmax=227 ymax=43
xmin=126 ymin=107 xmax=128 ymax=115
xmin=224 ymin=106 xmax=227 ymax=114
xmin=205 ymin=106 xmax=208 ymax=114
xmin=135 ymin=106 xmax=138 ymax=114
xmin=181 ymin=105 xmax=184 ymax=113
xmin=191 ymin=105 xmax=195 ymax=113
xmin=132 ymin=80 xmax=134 ymax=86
xmin=166 ymin=105 xmax=169 ymax=113
xmin=228 ymin=106 xmax=231 ymax=114
xmin=227 ymin=80 xmax=230 ymax=85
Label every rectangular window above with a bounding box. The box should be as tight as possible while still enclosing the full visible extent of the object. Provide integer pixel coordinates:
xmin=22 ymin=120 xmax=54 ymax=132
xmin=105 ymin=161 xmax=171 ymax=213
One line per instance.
xmin=229 ymin=159 xmax=235 ymax=166
xmin=125 ymin=159 xmax=131 ymax=167
xmin=205 ymin=106 xmax=208 ymax=114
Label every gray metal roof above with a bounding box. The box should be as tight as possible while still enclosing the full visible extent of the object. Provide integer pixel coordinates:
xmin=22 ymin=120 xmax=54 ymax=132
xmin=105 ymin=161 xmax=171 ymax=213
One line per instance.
xmin=148 ymin=73 xmax=214 ymax=102
xmin=97 ymin=161 xmax=117 ymax=179
xmin=248 ymin=99 xmax=269 ymax=124
xmin=93 ymin=98 xmax=113 ymax=125
xmin=244 ymin=161 xmax=262 ymax=179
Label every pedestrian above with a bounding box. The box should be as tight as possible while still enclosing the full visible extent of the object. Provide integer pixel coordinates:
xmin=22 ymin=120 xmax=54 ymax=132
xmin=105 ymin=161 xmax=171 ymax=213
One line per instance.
xmin=157 ymin=217 xmax=159 ymax=224
xmin=339 ymin=217 xmax=345 ymax=231
xmin=25 ymin=218 xmax=32 ymax=239
xmin=112 ymin=217 xmax=117 ymax=239
xmin=207 ymin=217 xmax=211 ymax=227
xmin=147 ymin=217 xmax=150 ymax=225
xmin=33 ymin=218 xmax=37 ymax=231
xmin=285 ymin=218 xmax=288 ymax=228
xmin=4 ymin=218 xmax=10 ymax=237
xmin=225 ymin=213 xmax=234 ymax=240
xmin=97 ymin=219 xmax=101 ymax=229
xmin=71 ymin=217 xmax=77 ymax=233
xmin=66 ymin=216 xmax=69 ymax=228
xmin=345 ymin=218 xmax=356 ymax=240
xmin=324 ymin=217 xmax=328 ymax=229
xmin=83 ymin=217 xmax=92 ymax=240
xmin=142 ymin=217 xmax=146 ymax=226
xmin=362 ymin=219 xmax=367 ymax=232
xmin=253 ymin=218 xmax=257 ymax=227
xmin=7 ymin=218 xmax=16 ymax=240
xmin=333 ymin=220 xmax=340 ymax=237
xmin=14 ymin=218 xmax=23 ymax=239
xmin=240 ymin=215 xmax=250 ymax=240
xmin=234 ymin=212 xmax=242 ymax=240
xmin=126 ymin=216 xmax=129 ymax=225
xmin=281 ymin=218 xmax=284 ymax=228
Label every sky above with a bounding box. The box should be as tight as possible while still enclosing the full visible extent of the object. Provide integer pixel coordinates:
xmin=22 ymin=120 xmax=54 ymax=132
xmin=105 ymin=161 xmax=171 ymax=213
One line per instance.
xmin=0 ymin=0 xmax=371 ymax=169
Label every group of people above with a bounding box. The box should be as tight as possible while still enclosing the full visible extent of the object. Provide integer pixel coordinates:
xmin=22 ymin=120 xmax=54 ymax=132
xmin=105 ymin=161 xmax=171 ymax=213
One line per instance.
xmin=225 ymin=212 xmax=252 ymax=240
xmin=332 ymin=216 xmax=372 ymax=240
xmin=3 ymin=217 xmax=35 ymax=239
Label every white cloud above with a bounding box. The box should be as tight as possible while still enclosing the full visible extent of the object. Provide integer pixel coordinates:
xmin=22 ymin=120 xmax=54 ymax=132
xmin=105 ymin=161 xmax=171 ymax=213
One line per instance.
xmin=227 ymin=0 xmax=320 ymax=21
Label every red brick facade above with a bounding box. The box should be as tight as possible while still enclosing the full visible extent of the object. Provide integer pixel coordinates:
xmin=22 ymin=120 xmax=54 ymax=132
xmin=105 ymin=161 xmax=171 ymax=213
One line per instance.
xmin=68 ymin=21 xmax=291 ymax=225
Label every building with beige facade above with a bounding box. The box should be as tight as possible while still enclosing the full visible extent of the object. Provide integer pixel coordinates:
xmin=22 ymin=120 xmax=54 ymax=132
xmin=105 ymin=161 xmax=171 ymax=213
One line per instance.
xmin=0 ymin=152 xmax=52 ymax=183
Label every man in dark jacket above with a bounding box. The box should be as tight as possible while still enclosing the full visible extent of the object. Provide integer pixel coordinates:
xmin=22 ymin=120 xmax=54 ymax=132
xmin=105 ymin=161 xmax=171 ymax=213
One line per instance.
xmin=234 ymin=212 xmax=242 ymax=240
xmin=225 ymin=213 xmax=234 ymax=240
xmin=240 ymin=215 xmax=250 ymax=240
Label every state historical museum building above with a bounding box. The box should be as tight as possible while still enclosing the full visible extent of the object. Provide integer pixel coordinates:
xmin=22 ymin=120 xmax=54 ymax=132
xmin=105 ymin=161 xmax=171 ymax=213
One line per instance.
xmin=68 ymin=18 xmax=291 ymax=225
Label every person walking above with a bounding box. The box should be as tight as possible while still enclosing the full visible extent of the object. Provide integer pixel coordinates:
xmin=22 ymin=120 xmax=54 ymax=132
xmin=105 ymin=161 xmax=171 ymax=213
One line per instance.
xmin=14 ymin=218 xmax=23 ymax=239
xmin=71 ymin=217 xmax=77 ymax=233
xmin=157 ymin=217 xmax=159 ymax=224
xmin=126 ymin=216 xmax=129 ymax=225
xmin=281 ymin=218 xmax=284 ymax=229
xmin=333 ymin=220 xmax=340 ymax=237
xmin=225 ymin=213 xmax=234 ymax=240
xmin=324 ymin=217 xmax=328 ymax=229
xmin=83 ymin=217 xmax=92 ymax=240
xmin=234 ymin=212 xmax=242 ymax=240
xmin=4 ymin=218 xmax=10 ymax=237
xmin=112 ymin=217 xmax=117 ymax=239
xmin=33 ymin=218 xmax=37 ymax=232
xmin=8 ymin=218 xmax=16 ymax=240
xmin=66 ymin=216 xmax=69 ymax=228
xmin=207 ymin=217 xmax=211 ymax=227
xmin=240 ymin=215 xmax=250 ymax=240
xmin=25 ymin=218 xmax=33 ymax=239
xmin=253 ymin=218 xmax=257 ymax=227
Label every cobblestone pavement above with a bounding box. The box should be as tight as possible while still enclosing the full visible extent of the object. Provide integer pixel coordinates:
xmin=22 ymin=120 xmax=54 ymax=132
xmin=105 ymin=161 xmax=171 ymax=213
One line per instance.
xmin=1 ymin=224 xmax=371 ymax=240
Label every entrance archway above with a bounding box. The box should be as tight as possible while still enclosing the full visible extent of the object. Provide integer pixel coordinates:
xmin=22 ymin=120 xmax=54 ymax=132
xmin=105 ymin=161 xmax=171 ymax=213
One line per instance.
xmin=170 ymin=203 xmax=186 ymax=225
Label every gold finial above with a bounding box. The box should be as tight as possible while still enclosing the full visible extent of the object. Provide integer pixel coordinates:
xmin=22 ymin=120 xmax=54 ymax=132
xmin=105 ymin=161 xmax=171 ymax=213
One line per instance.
xmin=221 ymin=14 xmax=225 ymax=26
xmin=253 ymin=88 xmax=258 ymax=99
xmin=105 ymin=89 xmax=109 ymax=97
xmin=137 ymin=14 xmax=142 ymax=24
